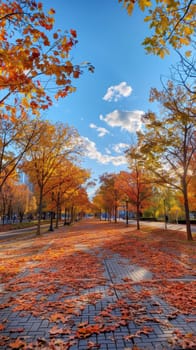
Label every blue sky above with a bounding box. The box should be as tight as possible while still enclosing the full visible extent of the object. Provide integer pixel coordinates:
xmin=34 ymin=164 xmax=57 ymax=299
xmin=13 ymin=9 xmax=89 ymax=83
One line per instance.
xmin=41 ymin=0 xmax=178 ymax=197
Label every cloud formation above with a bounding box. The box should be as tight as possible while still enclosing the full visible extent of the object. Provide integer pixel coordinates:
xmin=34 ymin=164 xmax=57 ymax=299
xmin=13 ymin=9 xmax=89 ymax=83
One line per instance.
xmin=100 ymin=109 xmax=144 ymax=133
xmin=89 ymin=123 xmax=109 ymax=137
xmin=81 ymin=137 xmax=127 ymax=166
xmin=103 ymin=82 xmax=132 ymax=102
xmin=113 ymin=143 xmax=129 ymax=154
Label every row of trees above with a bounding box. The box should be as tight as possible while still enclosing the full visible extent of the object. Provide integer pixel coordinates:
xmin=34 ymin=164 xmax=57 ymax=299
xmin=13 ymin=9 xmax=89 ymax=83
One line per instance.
xmin=0 ymin=0 xmax=94 ymax=234
xmin=0 ymin=118 xmax=92 ymax=233
xmin=96 ymin=1 xmax=196 ymax=239
xmin=93 ymin=171 xmax=187 ymax=224
xmin=0 ymin=180 xmax=36 ymax=224
xmin=0 ymin=1 xmax=195 ymax=240
xmin=93 ymin=82 xmax=196 ymax=241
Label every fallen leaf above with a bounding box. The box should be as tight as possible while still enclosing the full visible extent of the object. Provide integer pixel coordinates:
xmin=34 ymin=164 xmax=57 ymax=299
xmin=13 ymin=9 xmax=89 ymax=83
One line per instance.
xmin=0 ymin=324 xmax=5 ymax=331
xmin=9 ymin=338 xmax=26 ymax=349
xmin=87 ymin=341 xmax=101 ymax=349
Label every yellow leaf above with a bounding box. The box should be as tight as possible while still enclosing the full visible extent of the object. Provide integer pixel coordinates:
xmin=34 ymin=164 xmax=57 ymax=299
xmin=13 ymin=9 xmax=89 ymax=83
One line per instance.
xmin=184 ymin=26 xmax=193 ymax=35
xmin=158 ymin=47 xmax=169 ymax=58
xmin=139 ymin=0 xmax=152 ymax=11
xmin=144 ymin=15 xmax=152 ymax=22
xmin=48 ymin=8 xmax=55 ymax=15
xmin=158 ymin=48 xmax=166 ymax=58
xmin=160 ymin=38 xmax=165 ymax=46
xmin=185 ymin=50 xmax=192 ymax=58
xmin=179 ymin=37 xmax=190 ymax=45
xmin=127 ymin=2 xmax=134 ymax=15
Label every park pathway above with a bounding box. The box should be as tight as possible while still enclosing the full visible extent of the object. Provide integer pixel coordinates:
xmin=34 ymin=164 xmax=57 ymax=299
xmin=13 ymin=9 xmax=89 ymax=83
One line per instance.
xmin=0 ymin=219 xmax=195 ymax=349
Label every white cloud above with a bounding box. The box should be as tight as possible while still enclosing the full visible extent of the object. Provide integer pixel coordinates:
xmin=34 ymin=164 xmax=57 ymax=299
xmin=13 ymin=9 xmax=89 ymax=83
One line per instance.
xmin=103 ymin=82 xmax=132 ymax=102
xmin=81 ymin=137 xmax=127 ymax=166
xmin=89 ymin=123 xmax=96 ymax=128
xmin=100 ymin=109 xmax=144 ymax=133
xmin=105 ymin=147 xmax=111 ymax=155
xmin=113 ymin=143 xmax=129 ymax=154
xmin=89 ymin=123 xmax=109 ymax=137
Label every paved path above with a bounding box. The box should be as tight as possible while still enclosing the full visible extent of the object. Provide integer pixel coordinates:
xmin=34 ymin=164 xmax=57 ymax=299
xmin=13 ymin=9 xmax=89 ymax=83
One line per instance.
xmin=0 ymin=220 xmax=195 ymax=349
xmin=0 ymin=220 xmax=195 ymax=241
xmin=0 ymin=223 xmax=52 ymax=241
xmin=119 ymin=219 xmax=196 ymax=234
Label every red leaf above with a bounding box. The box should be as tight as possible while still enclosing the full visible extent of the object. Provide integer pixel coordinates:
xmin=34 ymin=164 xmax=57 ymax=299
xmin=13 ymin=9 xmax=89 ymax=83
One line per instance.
xmin=9 ymin=338 xmax=26 ymax=349
xmin=70 ymin=29 xmax=77 ymax=37
xmin=0 ymin=324 xmax=5 ymax=331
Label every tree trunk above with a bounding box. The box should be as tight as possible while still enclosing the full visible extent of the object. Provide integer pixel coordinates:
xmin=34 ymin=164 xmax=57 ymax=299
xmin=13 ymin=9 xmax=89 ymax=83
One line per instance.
xmin=55 ymin=191 xmax=61 ymax=228
xmin=64 ymin=208 xmax=67 ymax=225
xmin=183 ymin=180 xmax=193 ymax=241
xmin=2 ymin=203 xmax=6 ymax=225
xmin=70 ymin=206 xmax=74 ymax=223
xmin=114 ymin=205 xmax=117 ymax=223
xmin=164 ymin=199 xmax=168 ymax=230
xmin=55 ymin=200 xmax=59 ymax=229
xmin=37 ymin=187 xmax=43 ymax=235
xmin=126 ymin=201 xmax=129 ymax=226
xmin=136 ymin=203 xmax=140 ymax=230
xmin=19 ymin=212 xmax=24 ymax=223
xmin=55 ymin=206 xmax=58 ymax=228
xmin=68 ymin=208 xmax=71 ymax=223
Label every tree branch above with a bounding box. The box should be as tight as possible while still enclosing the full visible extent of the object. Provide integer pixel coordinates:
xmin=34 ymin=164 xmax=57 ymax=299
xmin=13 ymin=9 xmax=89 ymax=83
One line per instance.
xmin=167 ymin=0 xmax=194 ymax=42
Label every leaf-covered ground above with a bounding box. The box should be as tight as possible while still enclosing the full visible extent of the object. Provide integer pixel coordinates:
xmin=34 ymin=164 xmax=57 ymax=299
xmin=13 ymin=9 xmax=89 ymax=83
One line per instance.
xmin=0 ymin=219 xmax=195 ymax=349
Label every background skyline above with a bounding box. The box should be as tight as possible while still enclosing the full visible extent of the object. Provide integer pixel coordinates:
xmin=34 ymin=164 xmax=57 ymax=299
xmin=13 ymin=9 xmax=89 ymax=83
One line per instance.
xmin=41 ymin=0 xmax=179 ymax=197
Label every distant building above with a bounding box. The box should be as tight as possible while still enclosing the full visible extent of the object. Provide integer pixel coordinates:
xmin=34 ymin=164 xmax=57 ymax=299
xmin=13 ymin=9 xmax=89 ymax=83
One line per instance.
xmin=18 ymin=171 xmax=34 ymax=192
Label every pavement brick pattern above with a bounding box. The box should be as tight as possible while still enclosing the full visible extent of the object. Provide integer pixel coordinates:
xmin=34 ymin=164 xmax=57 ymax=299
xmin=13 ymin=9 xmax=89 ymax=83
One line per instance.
xmin=0 ymin=232 xmax=195 ymax=349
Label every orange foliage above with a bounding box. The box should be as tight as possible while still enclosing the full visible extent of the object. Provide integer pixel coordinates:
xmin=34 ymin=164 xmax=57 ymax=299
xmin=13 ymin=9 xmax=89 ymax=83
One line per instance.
xmin=0 ymin=0 xmax=94 ymax=117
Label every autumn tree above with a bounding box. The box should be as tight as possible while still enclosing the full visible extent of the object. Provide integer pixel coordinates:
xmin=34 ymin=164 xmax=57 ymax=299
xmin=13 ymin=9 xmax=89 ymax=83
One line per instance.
xmin=138 ymin=82 xmax=196 ymax=240
xmin=0 ymin=176 xmax=35 ymax=223
xmin=0 ymin=0 xmax=94 ymax=195
xmin=12 ymin=183 xmax=35 ymax=222
xmin=168 ymin=193 xmax=185 ymax=224
xmin=0 ymin=177 xmax=15 ymax=223
xmin=21 ymin=120 xmax=82 ymax=234
xmin=119 ymin=0 xmax=195 ymax=58
xmin=92 ymin=191 xmax=106 ymax=220
xmin=141 ymin=185 xmax=184 ymax=224
xmin=60 ymin=166 xmax=90 ymax=225
xmin=115 ymin=162 xmax=152 ymax=230
xmin=170 ymin=52 xmax=196 ymax=99
xmin=188 ymin=153 xmax=196 ymax=211
xmin=65 ymin=187 xmax=91 ymax=224
xmin=98 ymin=173 xmax=122 ymax=222
xmin=45 ymin=161 xmax=90 ymax=228
xmin=177 ymin=151 xmax=196 ymax=215
xmin=0 ymin=0 xmax=94 ymax=116
xmin=0 ymin=116 xmax=42 ymax=192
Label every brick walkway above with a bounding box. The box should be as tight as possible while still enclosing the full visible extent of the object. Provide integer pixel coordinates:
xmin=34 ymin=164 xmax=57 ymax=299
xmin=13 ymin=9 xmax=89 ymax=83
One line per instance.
xmin=0 ymin=220 xmax=195 ymax=349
